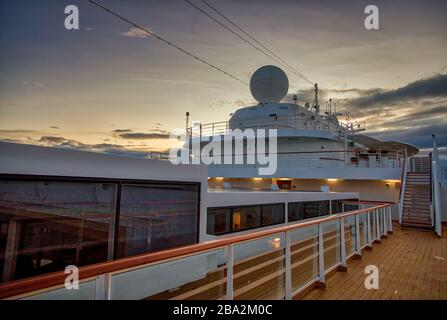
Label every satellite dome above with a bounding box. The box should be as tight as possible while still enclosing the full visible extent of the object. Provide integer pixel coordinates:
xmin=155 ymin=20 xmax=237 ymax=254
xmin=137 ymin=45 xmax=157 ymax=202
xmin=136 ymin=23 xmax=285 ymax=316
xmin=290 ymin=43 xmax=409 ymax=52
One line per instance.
xmin=250 ymin=65 xmax=289 ymax=103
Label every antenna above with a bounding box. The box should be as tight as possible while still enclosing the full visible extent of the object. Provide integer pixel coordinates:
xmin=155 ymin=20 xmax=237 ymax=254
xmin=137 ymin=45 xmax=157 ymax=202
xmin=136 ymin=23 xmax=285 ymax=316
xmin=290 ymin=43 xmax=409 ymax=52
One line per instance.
xmin=186 ymin=112 xmax=190 ymax=132
xmin=313 ymin=83 xmax=320 ymax=115
xmin=329 ymin=98 xmax=332 ymax=117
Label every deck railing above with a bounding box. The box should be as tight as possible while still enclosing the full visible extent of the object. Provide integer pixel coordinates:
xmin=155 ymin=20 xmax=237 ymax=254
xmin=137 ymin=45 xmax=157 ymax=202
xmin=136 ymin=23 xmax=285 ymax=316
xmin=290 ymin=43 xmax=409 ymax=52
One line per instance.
xmin=0 ymin=201 xmax=393 ymax=300
xmin=207 ymin=150 xmax=403 ymax=169
xmin=187 ymin=114 xmax=365 ymax=138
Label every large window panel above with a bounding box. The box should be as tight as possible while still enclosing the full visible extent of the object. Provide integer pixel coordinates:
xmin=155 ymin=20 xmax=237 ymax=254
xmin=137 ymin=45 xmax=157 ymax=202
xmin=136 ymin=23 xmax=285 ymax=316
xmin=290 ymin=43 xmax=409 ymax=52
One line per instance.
xmin=262 ymin=204 xmax=285 ymax=226
xmin=288 ymin=202 xmax=305 ymax=222
xmin=0 ymin=180 xmax=116 ymax=283
xmin=207 ymin=208 xmax=231 ymax=235
xmin=303 ymin=201 xmax=320 ymax=219
xmin=232 ymin=206 xmax=261 ymax=231
xmin=117 ymin=184 xmax=199 ymax=259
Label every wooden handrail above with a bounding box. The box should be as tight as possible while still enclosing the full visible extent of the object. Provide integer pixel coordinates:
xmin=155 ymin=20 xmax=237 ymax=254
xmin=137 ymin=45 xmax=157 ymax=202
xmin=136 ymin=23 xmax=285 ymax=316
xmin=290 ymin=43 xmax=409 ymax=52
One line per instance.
xmin=0 ymin=202 xmax=391 ymax=299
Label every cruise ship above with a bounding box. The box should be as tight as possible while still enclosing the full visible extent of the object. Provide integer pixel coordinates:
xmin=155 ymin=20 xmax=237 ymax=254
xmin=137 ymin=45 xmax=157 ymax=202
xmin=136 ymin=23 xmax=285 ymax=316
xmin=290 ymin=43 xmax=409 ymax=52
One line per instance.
xmin=0 ymin=66 xmax=445 ymax=300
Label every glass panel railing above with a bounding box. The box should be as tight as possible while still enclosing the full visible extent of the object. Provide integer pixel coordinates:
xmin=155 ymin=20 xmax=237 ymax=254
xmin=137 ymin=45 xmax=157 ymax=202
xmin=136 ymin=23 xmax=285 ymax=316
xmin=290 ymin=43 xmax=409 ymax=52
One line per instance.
xmin=344 ymin=215 xmax=356 ymax=257
xmin=322 ymin=220 xmax=340 ymax=270
xmin=289 ymin=225 xmax=319 ymax=291
xmin=358 ymin=213 xmax=368 ymax=248
xmin=110 ymin=248 xmax=227 ymax=300
xmin=380 ymin=209 xmax=385 ymax=235
xmin=233 ymin=234 xmax=285 ymax=300
xmin=22 ymin=279 xmax=97 ymax=300
xmin=370 ymin=210 xmax=377 ymax=240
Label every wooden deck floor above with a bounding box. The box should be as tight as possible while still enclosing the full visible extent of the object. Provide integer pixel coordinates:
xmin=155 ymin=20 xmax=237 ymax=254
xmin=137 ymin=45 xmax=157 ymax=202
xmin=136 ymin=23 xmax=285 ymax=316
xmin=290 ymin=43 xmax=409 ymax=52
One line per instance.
xmin=301 ymin=223 xmax=447 ymax=300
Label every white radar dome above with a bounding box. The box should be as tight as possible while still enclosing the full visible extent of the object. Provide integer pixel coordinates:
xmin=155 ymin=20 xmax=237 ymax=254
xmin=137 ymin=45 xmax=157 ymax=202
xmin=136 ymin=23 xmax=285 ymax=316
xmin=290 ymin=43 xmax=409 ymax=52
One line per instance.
xmin=249 ymin=65 xmax=289 ymax=103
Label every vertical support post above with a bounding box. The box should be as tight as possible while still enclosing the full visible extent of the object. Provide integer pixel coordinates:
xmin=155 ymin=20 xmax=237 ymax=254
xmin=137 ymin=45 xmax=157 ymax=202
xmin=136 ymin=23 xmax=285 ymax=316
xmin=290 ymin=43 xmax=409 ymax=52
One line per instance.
xmin=284 ymin=202 xmax=289 ymax=224
xmin=388 ymin=206 xmax=393 ymax=232
xmin=340 ymin=218 xmax=346 ymax=267
xmin=367 ymin=211 xmax=372 ymax=247
xmin=318 ymin=223 xmax=325 ymax=283
xmin=355 ymin=214 xmax=361 ymax=254
xmin=383 ymin=208 xmax=388 ymax=236
xmin=226 ymin=244 xmax=234 ymax=300
xmin=95 ymin=273 xmax=111 ymax=300
xmin=344 ymin=131 xmax=348 ymax=165
xmin=376 ymin=209 xmax=380 ymax=240
xmin=285 ymin=231 xmax=292 ymax=300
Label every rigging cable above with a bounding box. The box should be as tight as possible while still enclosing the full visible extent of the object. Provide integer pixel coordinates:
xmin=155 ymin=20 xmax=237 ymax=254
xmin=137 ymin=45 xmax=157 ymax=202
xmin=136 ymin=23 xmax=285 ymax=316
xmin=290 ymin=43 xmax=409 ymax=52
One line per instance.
xmin=185 ymin=0 xmax=314 ymax=85
xmin=87 ymin=0 xmax=248 ymax=86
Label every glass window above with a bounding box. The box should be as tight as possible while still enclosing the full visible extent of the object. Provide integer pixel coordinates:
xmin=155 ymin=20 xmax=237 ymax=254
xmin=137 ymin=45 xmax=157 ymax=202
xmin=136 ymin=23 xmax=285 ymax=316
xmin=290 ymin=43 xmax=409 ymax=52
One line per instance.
xmin=331 ymin=200 xmax=343 ymax=214
xmin=288 ymin=200 xmax=331 ymax=222
xmin=117 ymin=184 xmax=199 ymax=258
xmin=232 ymin=206 xmax=261 ymax=231
xmin=303 ymin=201 xmax=320 ymax=219
xmin=207 ymin=208 xmax=231 ymax=235
xmin=318 ymin=201 xmax=330 ymax=217
xmin=0 ymin=180 xmax=116 ymax=283
xmin=288 ymin=202 xmax=305 ymax=222
xmin=262 ymin=204 xmax=285 ymax=226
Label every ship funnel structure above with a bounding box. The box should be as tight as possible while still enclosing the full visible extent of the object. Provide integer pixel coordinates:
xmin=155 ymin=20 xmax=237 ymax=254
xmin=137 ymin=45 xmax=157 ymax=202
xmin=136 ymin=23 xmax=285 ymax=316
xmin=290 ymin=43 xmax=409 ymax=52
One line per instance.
xmin=249 ymin=65 xmax=289 ymax=104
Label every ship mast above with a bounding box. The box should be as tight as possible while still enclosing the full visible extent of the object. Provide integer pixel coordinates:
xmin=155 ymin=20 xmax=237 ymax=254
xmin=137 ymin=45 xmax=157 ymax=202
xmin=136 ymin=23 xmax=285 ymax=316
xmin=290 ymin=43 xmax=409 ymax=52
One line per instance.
xmin=313 ymin=83 xmax=320 ymax=115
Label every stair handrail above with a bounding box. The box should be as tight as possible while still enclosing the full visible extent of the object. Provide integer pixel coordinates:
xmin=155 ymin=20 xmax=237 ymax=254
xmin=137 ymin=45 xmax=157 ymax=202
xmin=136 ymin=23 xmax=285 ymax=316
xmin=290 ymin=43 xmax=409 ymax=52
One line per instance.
xmin=399 ymin=154 xmax=409 ymax=224
xmin=432 ymin=135 xmax=442 ymax=236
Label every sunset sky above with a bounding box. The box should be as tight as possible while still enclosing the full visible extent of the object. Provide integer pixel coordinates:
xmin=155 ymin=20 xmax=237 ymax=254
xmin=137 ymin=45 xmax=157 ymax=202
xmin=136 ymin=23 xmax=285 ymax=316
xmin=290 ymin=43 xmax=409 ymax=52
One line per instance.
xmin=0 ymin=0 xmax=446 ymax=164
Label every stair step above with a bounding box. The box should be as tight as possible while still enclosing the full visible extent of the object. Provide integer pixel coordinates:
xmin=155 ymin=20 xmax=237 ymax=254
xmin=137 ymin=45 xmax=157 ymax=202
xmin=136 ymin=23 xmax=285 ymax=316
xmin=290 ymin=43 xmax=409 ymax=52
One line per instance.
xmin=402 ymin=216 xmax=431 ymax=221
xmin=401 ymin=224 xmax=433 ymax=231
xmin=401 ymin=220 xmax=432 ymax=226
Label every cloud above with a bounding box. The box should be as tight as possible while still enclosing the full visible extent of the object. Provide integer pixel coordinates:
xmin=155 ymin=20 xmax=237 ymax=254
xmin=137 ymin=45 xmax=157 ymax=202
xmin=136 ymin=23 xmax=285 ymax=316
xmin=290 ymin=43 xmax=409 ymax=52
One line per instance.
xmin=0 ymin=129 xmax=35 ymax=133
xmin=349 ymin=73 xmax=447 ymax=109
xmin=34 ymin=136 xmax=151 ymax=158
xmin=112 ymin=129 xmax=132 ymax=134
xmin=209 ymin=98 xmax=254 ymax=108
xmin=112 ymin=128 xmax=171 ymax=140
xmin=120 ymin=27 xmax=151 ymax=38
xmin=50 ymin=126 xmax=59 ymax=130
xmin=118 ymin=132 xmax=170 ymax=140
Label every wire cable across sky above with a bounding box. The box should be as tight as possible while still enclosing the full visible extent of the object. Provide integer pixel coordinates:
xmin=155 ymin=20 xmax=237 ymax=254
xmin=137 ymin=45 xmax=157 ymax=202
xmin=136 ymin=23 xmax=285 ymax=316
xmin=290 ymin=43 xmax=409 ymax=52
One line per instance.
xmin=87 ymin=0 xmax=248 ymax=86
xmin=185 ymin=0 xmax=314 ymax=85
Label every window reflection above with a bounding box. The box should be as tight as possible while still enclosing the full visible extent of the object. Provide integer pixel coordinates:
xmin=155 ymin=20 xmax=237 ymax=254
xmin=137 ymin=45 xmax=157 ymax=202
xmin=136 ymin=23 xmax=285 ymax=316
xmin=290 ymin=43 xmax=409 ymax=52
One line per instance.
xmin=117 ymin=184 xmax=199 ymax=258
xmin=0 ymin=180 xmax=116 ymax=283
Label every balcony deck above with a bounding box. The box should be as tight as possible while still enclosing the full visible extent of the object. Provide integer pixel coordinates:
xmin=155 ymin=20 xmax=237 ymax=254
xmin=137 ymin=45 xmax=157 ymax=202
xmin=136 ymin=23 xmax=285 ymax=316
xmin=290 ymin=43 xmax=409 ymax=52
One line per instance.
xmin=300 ymin=223 xmax=447 ymax=300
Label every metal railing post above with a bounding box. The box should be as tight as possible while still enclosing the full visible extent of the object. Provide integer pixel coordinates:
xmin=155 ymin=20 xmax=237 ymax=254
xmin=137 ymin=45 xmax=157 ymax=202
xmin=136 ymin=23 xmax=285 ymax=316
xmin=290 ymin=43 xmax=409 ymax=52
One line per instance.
xmin=318 ymin=223 xmax=325 ymax=283
xmin=366 ymin=211 xmax=372 ymax=247
xmin=285 ymin=231 xmax=292 ymax=300
xmin=376 ymin=209 xmax=381 ymax=240
xmin=226 ymin=244 xmax=234 ymax=300
xmin=95 ymin=273 xmax=111 ymax=300
xmin=355 ymin=214 xmax=361 ymax=255
xmin=388 ymin=206 xmax=393 ymax=232
xmin=340 ymin=218 xmax=347 ymax=267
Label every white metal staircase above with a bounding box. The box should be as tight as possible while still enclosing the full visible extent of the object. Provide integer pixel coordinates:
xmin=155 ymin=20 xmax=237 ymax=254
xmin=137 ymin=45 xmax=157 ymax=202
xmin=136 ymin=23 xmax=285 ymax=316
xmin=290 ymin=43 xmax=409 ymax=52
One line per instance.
xmin=401 ymin=169 xmax=432 ymax=230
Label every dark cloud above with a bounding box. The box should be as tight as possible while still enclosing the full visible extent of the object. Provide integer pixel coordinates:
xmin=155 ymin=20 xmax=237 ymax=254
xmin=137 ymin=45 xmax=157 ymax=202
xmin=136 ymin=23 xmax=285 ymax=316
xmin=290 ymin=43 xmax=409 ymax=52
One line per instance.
xmin=39 ymin=136 xmax=68 ymax=144
xmin=49 ymin=126 xmax=59 ymax=130
xmin=112 ymin=129 xmax=132 ymax=133
xmin=0 ymin=129 xmax=35 ymax=133
xmin=112 ymin=128 xmax=171 ymax=140
xmin=349 ymin=74 xmax=447 ymax=108
xmin=35 ymin=136 xmax=151 ymax=158
xmin=369 ymin=123 xmax=447 ymax=149
xmin=118 ymin=132 xmax=170 ymax=140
